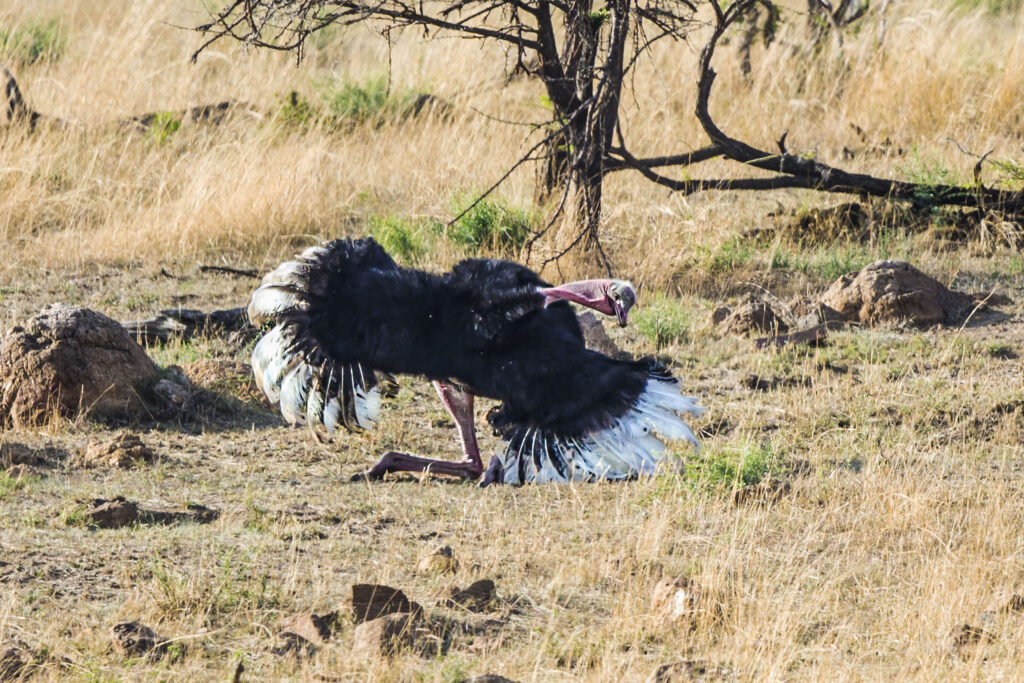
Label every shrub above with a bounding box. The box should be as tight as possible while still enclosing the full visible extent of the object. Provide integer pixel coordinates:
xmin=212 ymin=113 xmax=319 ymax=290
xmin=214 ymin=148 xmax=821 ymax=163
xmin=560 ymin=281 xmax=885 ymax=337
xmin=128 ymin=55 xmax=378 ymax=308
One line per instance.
xmin=368 ymin=214 xmax=440 ymax=263
xmin=321 ymin=76 xmax=420 ymax=126
xmin=0 ymin=18 xmax=66 ymax=65
xmin=447 ymin=195 xmax=535 ymax=252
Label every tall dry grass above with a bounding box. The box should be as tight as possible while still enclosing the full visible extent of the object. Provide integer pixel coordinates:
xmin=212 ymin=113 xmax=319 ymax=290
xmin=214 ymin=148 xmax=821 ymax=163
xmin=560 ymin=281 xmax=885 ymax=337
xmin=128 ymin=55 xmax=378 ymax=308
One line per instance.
xmin=1 ymin=0 xmax=1022 ymax=282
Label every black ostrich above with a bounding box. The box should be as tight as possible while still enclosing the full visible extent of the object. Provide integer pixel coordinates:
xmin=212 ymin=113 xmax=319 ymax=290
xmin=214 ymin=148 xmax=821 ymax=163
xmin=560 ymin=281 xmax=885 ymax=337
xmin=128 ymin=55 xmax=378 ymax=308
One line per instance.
xmin=248 ymin=237 xmax=703 ymax=485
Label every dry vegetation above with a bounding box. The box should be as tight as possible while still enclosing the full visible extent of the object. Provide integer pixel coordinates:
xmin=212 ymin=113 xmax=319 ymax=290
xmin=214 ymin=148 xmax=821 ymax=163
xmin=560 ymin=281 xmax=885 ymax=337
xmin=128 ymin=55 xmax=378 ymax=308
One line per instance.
xmin=2 ymin=0 xmax=1024 ymax=680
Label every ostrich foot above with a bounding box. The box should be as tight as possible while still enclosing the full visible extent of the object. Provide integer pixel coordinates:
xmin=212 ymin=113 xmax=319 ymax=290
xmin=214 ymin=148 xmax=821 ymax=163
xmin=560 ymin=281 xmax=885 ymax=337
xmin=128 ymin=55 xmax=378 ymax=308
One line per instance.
xmin=350 ymin=451 xmax=483 ymax=482
xmin=479 ymin=456 xmax=504 ymax=487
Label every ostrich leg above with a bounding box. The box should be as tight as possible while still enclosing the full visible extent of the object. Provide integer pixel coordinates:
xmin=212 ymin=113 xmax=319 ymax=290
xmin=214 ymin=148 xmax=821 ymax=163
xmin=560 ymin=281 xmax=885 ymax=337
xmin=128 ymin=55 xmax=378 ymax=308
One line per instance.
xmin=354 ymin=381 xmax=484 ymax=481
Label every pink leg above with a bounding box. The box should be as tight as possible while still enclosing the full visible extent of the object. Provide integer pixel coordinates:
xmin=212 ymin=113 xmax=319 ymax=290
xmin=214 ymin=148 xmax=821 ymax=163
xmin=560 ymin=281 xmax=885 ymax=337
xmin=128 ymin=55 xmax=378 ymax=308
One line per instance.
xmin=353 ymin=381 xmax=483 ymax=482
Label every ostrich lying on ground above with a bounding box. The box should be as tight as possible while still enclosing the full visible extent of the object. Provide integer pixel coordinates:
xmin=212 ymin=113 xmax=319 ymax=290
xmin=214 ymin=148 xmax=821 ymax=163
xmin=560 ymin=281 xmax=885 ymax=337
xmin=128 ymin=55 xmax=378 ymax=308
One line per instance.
xmin=248 ymin=237 xmax=703 ymax=485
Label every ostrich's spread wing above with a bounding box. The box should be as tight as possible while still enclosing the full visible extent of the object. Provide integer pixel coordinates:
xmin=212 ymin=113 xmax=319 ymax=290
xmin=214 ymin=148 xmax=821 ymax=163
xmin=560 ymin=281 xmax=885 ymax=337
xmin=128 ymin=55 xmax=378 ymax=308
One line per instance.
xmin=485 ymin=313 xmax=704 ymax=485
xmin=247 ymin=238 xmax=398 ymax=434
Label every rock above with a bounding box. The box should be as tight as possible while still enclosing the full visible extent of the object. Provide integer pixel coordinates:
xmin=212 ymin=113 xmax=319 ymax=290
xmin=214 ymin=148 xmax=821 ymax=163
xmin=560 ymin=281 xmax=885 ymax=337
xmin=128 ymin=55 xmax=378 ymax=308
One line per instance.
xmin=0 ymin=641 xmax=29 ymax=679
xmin=650 ymin=576 xmax=700 ymax=625
xmin=0 ymin=305 xmax=158 ymax=426
xmin=820 ymin=260 xmax=974 ymax=327
xmin=462 ymin=676 xmax=519 ymax=683
xmin=352 ymin=613 xmax=416 ymax=659
xmin=80 ymin=434 xmax=156 ymax=468
xmin=138 ymin=502 xmax=220 ymax=526
xmin=351 ymin=584 xmax=421 ymax=624
xmin=112 ymin=621 xmax=168 ymax=658
xmin=154 ymin=379 xmax=190 ymax=408
xmin=444 ymin=580 xmax=496 ymax=612
xmin=577 ymin=311 xmax=620 ymax=356
xmin=85 ymin=498 xmax=140 ymax=529
xmin=718 ymin=299 xmax=788 ymax=336
xmin=279 ymin=612 xmax=337 ymax=645
xmin=791 ymin=301 xmax=848 ymax=330
xmin=80 ymin=497 xmax=218 ymax=528
xmin=417 ymin=545 xmax=458 ymax=575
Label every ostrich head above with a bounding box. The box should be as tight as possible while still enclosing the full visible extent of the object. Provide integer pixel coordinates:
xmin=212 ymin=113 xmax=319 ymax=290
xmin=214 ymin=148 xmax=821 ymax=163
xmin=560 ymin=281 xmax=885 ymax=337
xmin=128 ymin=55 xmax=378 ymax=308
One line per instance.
xmin=539 ymin=278 xmax=637 ymax=327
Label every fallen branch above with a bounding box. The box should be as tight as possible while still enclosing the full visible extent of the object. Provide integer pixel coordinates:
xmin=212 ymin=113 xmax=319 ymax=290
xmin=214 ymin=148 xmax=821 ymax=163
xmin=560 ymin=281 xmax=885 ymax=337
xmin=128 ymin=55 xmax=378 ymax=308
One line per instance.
xmin=684 ymin=0 xmax=1024 ymax=213
xmin=122 ymin=307 xmax=249 ymax=343
xmin=199 ymin=265 xmax=260 ymax=279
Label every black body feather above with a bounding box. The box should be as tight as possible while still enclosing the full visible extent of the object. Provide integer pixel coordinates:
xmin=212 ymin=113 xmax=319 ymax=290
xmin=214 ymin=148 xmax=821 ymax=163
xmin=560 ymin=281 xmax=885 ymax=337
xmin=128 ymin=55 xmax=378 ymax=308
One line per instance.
xmin=248 ymin=237 xmax=702 ymax=483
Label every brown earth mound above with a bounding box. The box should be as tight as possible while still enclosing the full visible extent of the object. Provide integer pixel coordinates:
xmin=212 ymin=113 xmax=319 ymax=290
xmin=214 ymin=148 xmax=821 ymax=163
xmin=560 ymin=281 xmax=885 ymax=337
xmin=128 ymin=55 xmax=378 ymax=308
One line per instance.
xmin=0 ymin=305 xmax=157 ymax=427
xmin=821 ymin=260 xmax=974 ymax=327
xmin=717 ymin=298 xmax=789 ymax=336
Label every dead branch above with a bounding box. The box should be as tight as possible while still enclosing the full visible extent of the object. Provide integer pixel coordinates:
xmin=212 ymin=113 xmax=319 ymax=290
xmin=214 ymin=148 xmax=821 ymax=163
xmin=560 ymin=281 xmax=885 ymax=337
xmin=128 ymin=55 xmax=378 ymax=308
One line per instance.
xmin=199 ymin=265 xmax=260 ymax=279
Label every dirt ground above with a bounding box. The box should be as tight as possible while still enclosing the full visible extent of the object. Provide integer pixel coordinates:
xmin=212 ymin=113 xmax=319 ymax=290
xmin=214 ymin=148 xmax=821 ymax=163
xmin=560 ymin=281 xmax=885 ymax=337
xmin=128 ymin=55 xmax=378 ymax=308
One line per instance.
xmin=2 ymin=255 xmax=1024 ymax=681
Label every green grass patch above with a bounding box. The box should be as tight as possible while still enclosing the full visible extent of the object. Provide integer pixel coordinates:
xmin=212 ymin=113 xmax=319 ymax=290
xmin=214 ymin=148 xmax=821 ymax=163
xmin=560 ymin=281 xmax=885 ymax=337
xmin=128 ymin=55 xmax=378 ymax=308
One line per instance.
xmin=0 ymin=470 xmax=30 ymax=500
xmin=447 ymin=194 xmax=536 ymax=252
xmin=695 ymin=237 xmax=753 ymax=274
xmin=147 ymin=111 xmax=182 ymax=145
xmin=272 ymin=77 xmax=432 ymax=131
xmin=368 ymin=214 xmax=441 ymax=264
xmin=683 ymin=442 xmax=785 ymax=492
xmin=321 ymin=75 xmax=423 ymax=126
xmin=633 ymin=293 xmax=691 ymax=350
xmin=0 ymin=18 xmax=66 ymax=65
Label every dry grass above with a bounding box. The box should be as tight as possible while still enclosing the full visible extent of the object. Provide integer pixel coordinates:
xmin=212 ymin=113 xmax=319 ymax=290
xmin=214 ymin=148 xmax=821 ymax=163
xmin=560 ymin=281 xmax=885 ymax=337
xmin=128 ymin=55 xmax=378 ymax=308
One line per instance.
xmin=3 ymin=0 xmax=1024 ymax=680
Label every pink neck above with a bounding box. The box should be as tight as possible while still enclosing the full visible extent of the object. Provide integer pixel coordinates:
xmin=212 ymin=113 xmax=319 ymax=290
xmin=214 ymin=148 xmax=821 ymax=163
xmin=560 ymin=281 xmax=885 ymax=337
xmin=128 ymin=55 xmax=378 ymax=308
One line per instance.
xmin=538 ymin=279 xmax=615 ymax=316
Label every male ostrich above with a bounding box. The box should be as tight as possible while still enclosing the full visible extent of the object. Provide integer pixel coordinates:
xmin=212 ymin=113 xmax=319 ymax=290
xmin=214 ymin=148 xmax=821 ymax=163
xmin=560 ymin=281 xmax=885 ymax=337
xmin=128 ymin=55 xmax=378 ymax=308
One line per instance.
xmin=248 ymin=237 xmax=703 ymax=485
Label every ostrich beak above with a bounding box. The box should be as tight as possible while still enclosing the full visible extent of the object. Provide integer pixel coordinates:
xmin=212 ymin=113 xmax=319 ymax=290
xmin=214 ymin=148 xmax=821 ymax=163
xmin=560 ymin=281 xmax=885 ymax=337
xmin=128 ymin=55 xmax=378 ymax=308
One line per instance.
xmin=608 ymin=280 xmax=636 ymax=328
xmin=613 ymin=300 xmax=629 ymax=327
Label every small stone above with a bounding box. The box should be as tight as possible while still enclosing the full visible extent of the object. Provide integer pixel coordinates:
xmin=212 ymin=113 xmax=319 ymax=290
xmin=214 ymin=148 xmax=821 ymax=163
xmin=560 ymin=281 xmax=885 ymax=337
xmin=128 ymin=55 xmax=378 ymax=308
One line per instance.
xmin=444 ymin=580 xmax=496 ymax=612
xmin=81 ymin=433 xmax=156 ymax=468
xmin=650 ymin=576 xmax=700 ymax=624
xmin=279 ymin=612 xmax=337 ymax=645
xmin=352 ymin=613 xmax=416 ymax=659
xmin=351 ymin=584 xmax=421 ymax=624
xmin=85 ymin=498 xmax=139 ymax=529
xmin=154 ymin=378 xmax=190 ymax=408
xmin=417 ymin=545 xmax=458 ymax=575
xmin=112 ymin=621 xmax=167 ymax=658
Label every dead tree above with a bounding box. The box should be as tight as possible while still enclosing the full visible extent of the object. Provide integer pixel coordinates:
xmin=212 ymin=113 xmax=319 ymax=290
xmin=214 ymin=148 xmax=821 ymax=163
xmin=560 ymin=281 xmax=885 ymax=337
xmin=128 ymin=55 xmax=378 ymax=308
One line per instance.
xmin=194 ymin=0 xmax=703 ymax=269
xmin=193 ymin=0 xmax=1024 ymax=269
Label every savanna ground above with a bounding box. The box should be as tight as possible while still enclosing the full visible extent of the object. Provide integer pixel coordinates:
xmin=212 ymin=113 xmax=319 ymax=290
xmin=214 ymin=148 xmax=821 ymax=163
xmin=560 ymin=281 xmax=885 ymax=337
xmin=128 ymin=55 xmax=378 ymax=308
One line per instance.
xmin=2 ymin=0 xmax=1024 ymax=679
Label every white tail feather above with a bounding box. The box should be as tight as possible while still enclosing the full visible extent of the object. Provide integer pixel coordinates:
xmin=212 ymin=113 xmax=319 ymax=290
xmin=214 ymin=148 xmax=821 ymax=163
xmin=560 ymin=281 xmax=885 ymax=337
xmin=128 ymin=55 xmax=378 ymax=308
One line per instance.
xmin=497 ymin=375 xmax=703 ymax=485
